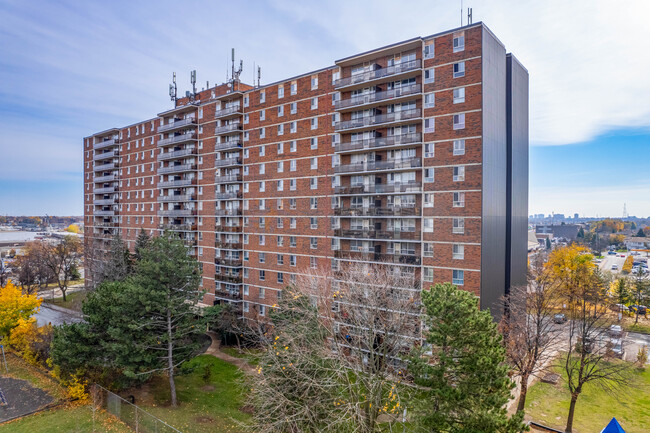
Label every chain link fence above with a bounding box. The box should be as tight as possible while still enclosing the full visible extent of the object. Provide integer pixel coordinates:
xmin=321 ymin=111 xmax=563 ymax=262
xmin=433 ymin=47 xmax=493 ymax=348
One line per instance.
xmin=91 ymin=384 xmax=182 ymax=433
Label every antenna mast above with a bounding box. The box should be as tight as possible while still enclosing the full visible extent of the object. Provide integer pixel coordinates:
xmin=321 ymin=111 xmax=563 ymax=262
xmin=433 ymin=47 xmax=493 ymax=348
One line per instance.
xmin=467 ymin=7 xmax=473 ymax=24
xmin=257 ymin=66 xmax=261 ymax=87
xmin=169 ymin=72 xmax=177 ymax=105
xmin=460 ymin=0 xmax=463 ymax=26
xmin=229 ymin=48 xmax=244 ymax=86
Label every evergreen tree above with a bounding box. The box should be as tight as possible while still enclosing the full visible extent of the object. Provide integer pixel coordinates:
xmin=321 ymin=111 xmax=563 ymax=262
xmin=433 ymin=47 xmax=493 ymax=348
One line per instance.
xmin=98 ymin=233 xmax=132 ymax=283
xmin=545 ymin=237 xmax=552 ymax=250
xmin=577 ymin=227 xmax=585 ymax=238
xmin=134 ymin=228 xmax=151 ymax=262
xmin=410 ymin=283 xmax=525 ymax=433
xmin=636 ymin=228 xmax=646 ymax=237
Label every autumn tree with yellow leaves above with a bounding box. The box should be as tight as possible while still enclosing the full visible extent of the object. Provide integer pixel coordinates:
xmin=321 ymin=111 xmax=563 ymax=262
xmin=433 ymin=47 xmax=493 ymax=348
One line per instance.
xmin=0 ymin=280 xmax=42 ymax=339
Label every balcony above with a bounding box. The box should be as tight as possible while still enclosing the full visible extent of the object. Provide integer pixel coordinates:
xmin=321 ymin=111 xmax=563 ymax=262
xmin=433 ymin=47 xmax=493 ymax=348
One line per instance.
xmin=158 ymin=163 xmax=196 ymax=174
xmin=158 ymin=178 xmax=194 ymax=188
xmin=214 ymin=105 xmax=243 ymax=119
xmin=94 ymin=186 xmax=117 ymax=194
xmin=215 ymin=225 xmax=242 ymax=233
xmin=335 ymin=181 xmax=422 ymax=195
xmin=94 ymin=174 xmax=118 ymax=182
xmin=93 ymin=198 xmax=117 ymax=206
xmin=215 ymin=140 xmax=243 ymax=152
xmin=336 ymin=133 xmax=422 ymax=153
xmin=181 ymin=237 xmax=197 ymax=247
xmin=215 ymin=174 xmax=242 ymax=184
xmin=334 ymin=59 xmax=422 ymax=89
xmin=94 ymin=221 xmax=118 ymax=228
xmin=157 ymin=117 xmax=197 ymax=133
xmin=158 ymin=132 xmax=197 ymax=147
xmin=94 ymin=138 xmax=119 ymax=150
xmin=93 ymin=150 xmax=119 ymax=161
xmin=94 ymin=162 xmax=117 ymax=172
xmin=214 ymin=123 xmax=243 ymax=135
xmin=335 ymin=109 xmax=421 ymax=132
xmin=213 ymin=290 xmax=242 ymax=302
xmin=215 ymin=257 xmax=243 ymax=267
xmin=334 ymin=205 xmax=419 ymax=217
xmin=158 ymin=148 xmax=196 ymax=161
xmin=215 ymin=208 xmax=242 ymax=216
xmin=94 ymin=210 xmax=116 ymax=216
xmin=335 ymin=157 xmax=421 ymax=175
xmin=215 ymin=273 xmax=243 ymax=284
xmin=157 ymin=194 xmax=195 ymax=202
xmin=215 ymin=157 xmax=242 ymax=168
xmin=335 ymin=84 xmax=421 ymax=111
xmin=216 ymin=191 xmax=242 ymax=200
xmin=159 ymin=223 xmax=197 ymax=231
xmin=215 ymin=241 xmax=242 ymax=250
xmin=158 ymin=209 xmax=196 ymax=217
xmin=334 ymin=228 xmax=421 ymax=241
xmin=334 ymin=249 xmax=421 ymax=265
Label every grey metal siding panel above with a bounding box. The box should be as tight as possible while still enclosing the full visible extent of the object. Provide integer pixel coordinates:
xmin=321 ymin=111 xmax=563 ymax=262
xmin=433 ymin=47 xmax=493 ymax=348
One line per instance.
xmin=480 ymin=27 xmax=507 ymax=317
xmin=506 ymin=54 xmax=529 ymax=294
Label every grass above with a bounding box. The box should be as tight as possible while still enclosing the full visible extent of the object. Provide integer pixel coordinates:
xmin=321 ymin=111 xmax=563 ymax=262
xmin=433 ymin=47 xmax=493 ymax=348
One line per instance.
xmin=525 ymin=362 xmax=650 ymax=433
xmin=3 ymin=351 xmax=67 ymax=401
xmin=626 ymin=322 xmax=650 ymax=335
xmin=0 ymin=405 xmax=132 ymax=433
xmin=43 ymin=290 xmax=87 ymax=313
xmin=124 ymin=354 xmax=250 ymax=433
xmin=220 ymin=347 xmax=262 ymax=365
xmin=39 ymin=279 xmax=84 ymax=290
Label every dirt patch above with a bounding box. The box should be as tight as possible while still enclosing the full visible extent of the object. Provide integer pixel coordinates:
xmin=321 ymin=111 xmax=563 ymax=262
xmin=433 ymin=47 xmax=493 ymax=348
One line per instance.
xmin=195 ymin=415 xmax=216 ymax=424
xmin=240 ymin=404 xmax=255 ymax=414
xmin=200 ymin=385 xmax=215 ymax=392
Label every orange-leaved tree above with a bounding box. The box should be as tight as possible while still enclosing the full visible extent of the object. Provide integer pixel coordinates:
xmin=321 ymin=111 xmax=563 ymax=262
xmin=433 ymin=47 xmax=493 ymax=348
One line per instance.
xmin=545 ymin=245 xmax=594 ymax=305
xmin=0 ymin=280 xmax=42 ymax=339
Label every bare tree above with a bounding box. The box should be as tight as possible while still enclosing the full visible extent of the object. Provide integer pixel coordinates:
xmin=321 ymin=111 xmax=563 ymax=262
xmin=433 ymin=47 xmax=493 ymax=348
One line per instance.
xmin=247 ymin=262 xmax=420 ymax=433
xmin=44 ymin=236 xmax=82 ymax=301
xmin=632 ymin=268 xmax=649 ymax=325
xmin=500 ymin=253 xmax=563 ymax=412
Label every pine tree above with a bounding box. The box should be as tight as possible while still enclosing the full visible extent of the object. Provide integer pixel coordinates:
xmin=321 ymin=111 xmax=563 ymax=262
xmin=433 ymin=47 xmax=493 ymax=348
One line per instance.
xmin=134 ymin=228 xmax=151 ymax=262
xmin=636 ymin=228 xmax=646 ymax=237
xmin=410 ymin=283 xmax=525 ymax=433
xmin=98 ymin=233 xmax=132 ymax=283
xmin=546 ymin=237 xmax=552 ymax=250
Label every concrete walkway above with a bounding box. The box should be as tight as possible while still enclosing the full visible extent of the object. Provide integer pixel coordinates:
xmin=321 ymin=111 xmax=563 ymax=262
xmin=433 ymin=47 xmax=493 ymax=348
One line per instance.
xmin=204 ymin=331 xmax=255 ymax=373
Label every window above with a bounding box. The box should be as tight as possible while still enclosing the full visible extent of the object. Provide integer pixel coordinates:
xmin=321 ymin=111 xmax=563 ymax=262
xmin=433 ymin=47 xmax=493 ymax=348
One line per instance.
xmin=424 ymin=193 xmax=434 ymax=207
xmin=259 ymin=198 xmax=266 ymax=209
xmin=260 ymin=109 xmax=265 ymax=121
xmin=243 ymin=95 xmax=249 ymax=107
xmin=289 ymin=199 xmax=297 ymax=209
xmin=290 ymin=102 xmax=297 ymax=114
xmin=453 ymin=244 xmax=464 ymax=260
xmin=310 ymin=137 xmax=318 ymax=149
xmin=424 ymin=118 xmax=435 ymax=133
xmin=290 ymin=121 xmax=297 ymax=133
xmin=278 ymin=105 xmax=284 ymax=116
xmin=259 ymin=304 xmax=266 ymax=316
xmin=424 ymin=142 xmax=435 ymax=158
xmin=310 ymin=237 xmax=318 ymax=249
xmin=290 ymin=81 xmax=297 ymax=95
xmin=259 ymin=270 xmax=265 ymax=281
xmin=259 ymin=181 xmax=265 ymax=192
xmin=453 ymin=192 xmax=465 ymax=207
xmin=260 ymin=91 xmax=266 ymax=103
xmin=277 ymin=142 xmax=284 ymax=154
xmin=453 ymin=34 xmax=465 ymax=52
xmin=277 ymin=272 xmax=284 ymax=284
xmin=290 ymin=179 xmax=297 ymax=190
xmin=259 ymin=287 xmax=266 ymax=298
xmin=423 ymin=267 xmax=434 ymax=282
xmin=310 ymin=177 xmax=318 ymax=190
xmin=277 ymin=199 xmax=283 ymax=210
xmin=453 ymin=62 xmax=465 ymax=78
xmin=310 ymin=197 xmax=318 ymax=209
xmin=424 ymin=93 xmax=436 ymax=108
xmin=259 ymin=163 xmax=266 ymax=174
xmin=311 ymin=117 xmax=318 ymax=130
xmin=311 ymin=76 xmax=318 ymax=89
xmin=277 ymin=236 xmax=284 ymax=247
xmin=310 ymin=217 xmax=318 ymax=229
xmin=278 ymin=124 xmax=284 ymax=136
xmin=243 ymin=285 xmax=249 ymax=295
xmin=424 ymin=168 xmax=435 ymax=183
xmin=311 ymin=97 xmax=318 ymax=109
xmin=424 ymin=68 xmax=435 ymax=83
xmin=310 ymin=157 xmax=317 ymax=170
xmin=260 ymin=145 xmax=266 ymax=156
xmin=259 ymin=252 xmax=266 ymax=263
xmin=243 ymin=302 xmax=249 ymax=312
xmin=290 ymin=160 xmax=297 ymax=171
xmin=290 ymin=236 xmax=297 ymax=247
xmin=453 ymin=87 xmax=465 ymax=103
xmin=244 ymin=131 xmax=249 ymax=141
xmin=259 ymin=127 xmax=266 ymax=138
xmin=277 ymin=179 xmax=284 ymax=191
xmin=452 ymin=270 xmax=464 ymax=285
xmin=424 ymin=218 xmax=434 ymax=232
xmin=453 ymin=166 xmax=465 ymax=181
xmin=453 ymin=113 xmax=465 ymax=130
xmin=277 ymin=217 xmax=284 ymax=228
xmin=310 ymin=257 xmax=317 ymax=269
xmin=290 ymin=141 xmax=297 ymax=152
xmin=453 ymin=139 xmax=466 ymax=155
xmin=424 ymin=42 xmax=435 ymax=58
xmin=452 ymin=217 xmax=465 ymax=234
xmin=290 ymin=255 xmax=297 ymax=266
xmin=423 ymin=243 xmax=434 ymax=257
xmin=278 ymin=85 xmax=284 ymax=98
xmin=259 ymin=235 xmax=266 ymax=245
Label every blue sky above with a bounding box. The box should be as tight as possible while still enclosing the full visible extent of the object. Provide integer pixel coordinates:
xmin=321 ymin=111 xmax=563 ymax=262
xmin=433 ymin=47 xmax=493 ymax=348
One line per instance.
xmin=0 ymin=0 xmax=649 ymax=217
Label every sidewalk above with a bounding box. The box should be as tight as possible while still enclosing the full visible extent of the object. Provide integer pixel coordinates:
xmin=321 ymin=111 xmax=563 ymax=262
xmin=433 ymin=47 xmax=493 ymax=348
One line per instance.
xmin=204 ymin=331 xmax=254 ymax=373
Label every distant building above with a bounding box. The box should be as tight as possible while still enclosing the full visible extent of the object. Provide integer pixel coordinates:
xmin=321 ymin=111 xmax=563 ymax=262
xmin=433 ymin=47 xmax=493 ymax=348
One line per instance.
xmin=535 ymin=224 xmax=582 ymax=242
xmin=625 ymin=237 xmax=650 ymax=251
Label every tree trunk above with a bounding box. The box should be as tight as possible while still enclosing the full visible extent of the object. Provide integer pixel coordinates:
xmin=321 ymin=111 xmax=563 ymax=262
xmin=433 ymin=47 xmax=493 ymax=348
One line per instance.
xmin=516 ymin=374 xmax=529 ymax=412
xmin=565 ymin=393 xmax=579 ymax=433
xmin=61 ymin=286 xmax=67 ymax=302
xmin=167 ymin=309 xmax=177 ymax=407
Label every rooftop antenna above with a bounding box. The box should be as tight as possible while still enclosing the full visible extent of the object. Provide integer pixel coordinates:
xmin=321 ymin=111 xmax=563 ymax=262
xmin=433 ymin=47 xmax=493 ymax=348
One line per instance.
xmin=467 ymin=7 xmax=472 ymax=24
xmin=190 ymin=70 xmax=197 ymax=94
xmin=623 ymin=203 xmax=628 ymax=219
xmin=169 ymin=72 xmax=177 ymax=104
xmin=460 ymin=0 xmax=463 ymax=26
xmin=257 ymin=66 xmax=261 ymax=87
xmin=229 ymin=48 xmax=243 ymax=85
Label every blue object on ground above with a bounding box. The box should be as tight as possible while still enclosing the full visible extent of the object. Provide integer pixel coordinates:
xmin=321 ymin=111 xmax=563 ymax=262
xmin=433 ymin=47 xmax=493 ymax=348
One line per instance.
xmin=601 ymin=417 xmax=625 ymax=433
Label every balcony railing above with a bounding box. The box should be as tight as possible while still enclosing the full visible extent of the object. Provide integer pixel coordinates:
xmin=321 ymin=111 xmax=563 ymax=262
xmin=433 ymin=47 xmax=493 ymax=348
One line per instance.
xmin=215 ymin=174 xmax=242 ymax=184
xmin=94 ymin=174 xmax=118 ymax=182
xmin=93 ymin=150 xmax=119 ymax=161
xmin=158 ymin=148 xmax=196 ymax=161
xmin=215 ymin=257 xmax=243 ymax=267
xmin=94 ymin=138 xmax=119 ymax=149
xmin=158 ymin=178 xmax=194 ymax=188
xmin=336 ymin=133 xmax=422 ymax=153
xmin=157 ymin=117 xmax=197 ymax=133
xmin=214 ymin=105 xmax=242 ymax=119
xmin=334 ymin=228 xmax=420 ymax=240
xmin=335 ymin=157 xmax=421 ymax=174
xmin=335 ymin=181 xmax=422 ymax=195
xmin=215 ymin=273 xmax=243 ymax=284
xmin=334 ymin=205 xmax=419 ymax=217
xmin=158 ymin=209 xmax=196 ymax=217
xmin=215 ymin=157 xmax=242 ymax=168
xmin=93 ymin=198 xmax=117 ymax=206
xmin=158 ymin=132 xmax=197 ymax=146
xmin=215 ymin=208 xmax=242 ymax=216
xmin=215 ymin=225 xmax=242 ymax=233
xmin=214 ymin=123 xmax=243 ymax=135
xmin=157 ymin=194 xmax=195 ymax=202
xmin=159 ymin=223 xmax=197 ymax=231
xmin=215 ymin=140 xmax=243 ymax=151
xmin=94 ymin=186 xmax=117 ymax=194
xmin=94 ymin=162 xmax=117 ymax=171
xmin=334 ymin=249 xmax=421 ymax=265
xmin=334 ymin=59 xmax=422 ymax=88
xmin=335 ymin=84 xmax=421 ymax=110
xmin=94 ymin=210 xmax=116 ymax=216
xmin=213 ymin=290 xmax=242 ymax=302
xmin=158 ymin=163 xmax=196 ymax=174
xmin=335 ymin=109 xmax=421 ymax=132
xmin=181 ymin=238 xmax=197 ymax=247
xmin=216 ymin=191 xmax=242 ymax=200
xmin=215 ymin=241 xmax=242 ymax=250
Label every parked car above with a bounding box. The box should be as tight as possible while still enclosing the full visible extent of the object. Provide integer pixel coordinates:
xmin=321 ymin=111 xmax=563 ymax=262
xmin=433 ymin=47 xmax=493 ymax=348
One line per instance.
xmin=613 ymin=303 xmax=629 ymax=312
xmin=608 ymin=251 xmax=617 ymax=255
xmin=554 ymin=313 xmax=568 ymax=324
xmin=611 ymin=264 xmax=619 ymax=270
xmin=608 ymin=338 xmax=624 ymax=359
xmin=608 ymin=324 xmax=623 ymax=338
xmin=630 ymin=305 xmax=647 ymax=315
xmin=619 ymin=254 xmax=626 ymax=258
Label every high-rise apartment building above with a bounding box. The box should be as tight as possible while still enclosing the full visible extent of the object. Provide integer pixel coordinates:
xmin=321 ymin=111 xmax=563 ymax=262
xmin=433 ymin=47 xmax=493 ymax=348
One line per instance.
xmin=84 ymin=22 xmax=528 ymax=318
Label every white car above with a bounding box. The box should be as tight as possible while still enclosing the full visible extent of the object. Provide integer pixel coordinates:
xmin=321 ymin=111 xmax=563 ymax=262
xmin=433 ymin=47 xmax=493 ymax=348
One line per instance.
xmin=611 ymin=264 xmax=619 ymax=270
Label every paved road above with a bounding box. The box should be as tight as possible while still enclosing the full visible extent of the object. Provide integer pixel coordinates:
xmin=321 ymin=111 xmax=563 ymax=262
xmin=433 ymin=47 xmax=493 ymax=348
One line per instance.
xmin=34 ymin=304 xmax=83 ymax=327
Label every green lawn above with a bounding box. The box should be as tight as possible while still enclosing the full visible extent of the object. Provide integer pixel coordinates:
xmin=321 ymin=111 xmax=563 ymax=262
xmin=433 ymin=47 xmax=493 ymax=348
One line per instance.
xmin=525 ymin=363 xmax=650 ymax=433
xmin=220 ymin=347 xmax=261 ymax=365
xmin=0 ymin=406 xmax=131 ymax=433
xmin=125 ymin=355 xmax=250 ymax=433
xmin=43 ymin=290 xmax=87 ymax=313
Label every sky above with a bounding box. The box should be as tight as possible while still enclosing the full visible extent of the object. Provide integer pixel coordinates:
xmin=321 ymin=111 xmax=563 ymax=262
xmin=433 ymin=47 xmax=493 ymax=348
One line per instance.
xmin=0 ymin=0 xmax=649 ymax=217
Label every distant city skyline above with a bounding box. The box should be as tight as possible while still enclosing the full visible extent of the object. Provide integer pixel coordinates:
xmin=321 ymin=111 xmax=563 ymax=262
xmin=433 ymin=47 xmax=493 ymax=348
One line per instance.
xmin=1 ymin=0 xmax=649 ymax=216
